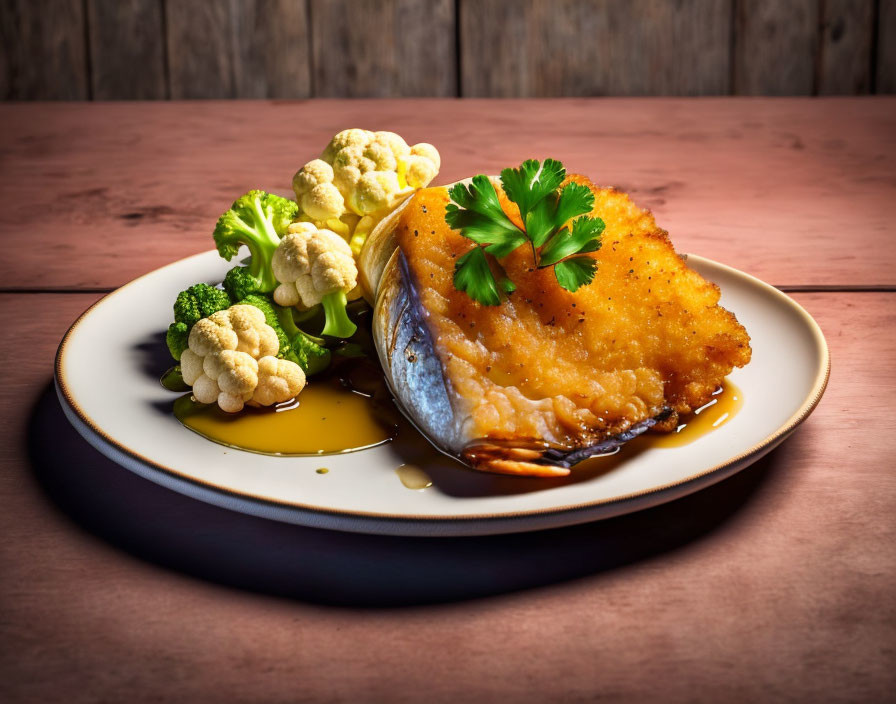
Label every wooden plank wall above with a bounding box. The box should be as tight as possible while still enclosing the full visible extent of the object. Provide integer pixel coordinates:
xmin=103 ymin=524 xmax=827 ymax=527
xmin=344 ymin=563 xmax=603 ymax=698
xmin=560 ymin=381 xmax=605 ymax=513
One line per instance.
xmin=1 ymin=0 xmax=893 ymax=99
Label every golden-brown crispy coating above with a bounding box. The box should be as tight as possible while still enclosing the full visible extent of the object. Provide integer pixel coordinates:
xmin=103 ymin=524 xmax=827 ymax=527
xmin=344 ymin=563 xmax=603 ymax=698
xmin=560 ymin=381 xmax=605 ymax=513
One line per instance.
xmin=394 ymin=176 xmax=751 ymax=474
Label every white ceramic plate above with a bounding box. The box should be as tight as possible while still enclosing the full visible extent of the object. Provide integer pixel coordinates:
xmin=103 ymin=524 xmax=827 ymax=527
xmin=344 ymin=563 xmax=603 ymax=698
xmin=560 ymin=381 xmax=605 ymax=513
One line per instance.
xmin=55 ymin=250 xmax=829 ymax=536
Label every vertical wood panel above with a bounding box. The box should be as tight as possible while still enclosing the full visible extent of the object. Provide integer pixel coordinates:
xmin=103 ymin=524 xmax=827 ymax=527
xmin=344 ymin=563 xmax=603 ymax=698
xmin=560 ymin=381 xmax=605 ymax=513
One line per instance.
xmin=165 ymin=0 xmax=310 ymax=99
xmin=459 ymin=0 xmax=528 ymax=97
xmin=878 ymin=0 xmax=896 ymax=92
xmin=165 ymin=0 xmax=235 ymax=98
xmin=2 ymin=0 xmax=894 ymax=99
xmin=460 ymin=0 xmax=732 ymax=98
xmin=733 ymin=0 xmax=818 ymax=95
xmin=87 ymin=0 xmax=166 ymax=100
xmin=231 ymin=0 xmax=311 ymax=98
xmin=818 ymin=0 xmax=874 ymax=94
xmin=0 ymin=0 xmax=88 ymax=99
xmin=310 ymin=0 xmax=456 ymax=97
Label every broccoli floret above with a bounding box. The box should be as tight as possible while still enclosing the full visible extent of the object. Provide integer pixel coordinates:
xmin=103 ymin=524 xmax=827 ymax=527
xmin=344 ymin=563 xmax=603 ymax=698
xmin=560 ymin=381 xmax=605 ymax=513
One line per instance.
xmin=166 ymin=322 xmax=190 ymax=361
xmin=213 ymin=190 xmax=298 ymax=294
xmin=238 ymin=294 xmax=331 ymax=376
xmin=173 ymin=283 xmax=232 ymax=327
xmin=223 ymin=266 xmax=262 ymax=302
xmin=166 ymin=284 xmax=232 ymax=360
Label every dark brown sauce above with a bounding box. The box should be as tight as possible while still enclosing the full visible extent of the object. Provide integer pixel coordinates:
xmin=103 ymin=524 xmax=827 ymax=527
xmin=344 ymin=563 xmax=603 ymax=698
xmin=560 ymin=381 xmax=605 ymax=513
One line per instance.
xmin=173 ymin=360 xmax=399 ymax=456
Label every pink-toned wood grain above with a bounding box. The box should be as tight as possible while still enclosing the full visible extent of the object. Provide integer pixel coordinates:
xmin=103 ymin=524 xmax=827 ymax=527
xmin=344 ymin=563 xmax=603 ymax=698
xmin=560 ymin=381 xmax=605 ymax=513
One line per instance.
xmin=0 ymin=291 xmax=894 ymax=702
xmin=0 ymin=99 xmax=893 ymax=290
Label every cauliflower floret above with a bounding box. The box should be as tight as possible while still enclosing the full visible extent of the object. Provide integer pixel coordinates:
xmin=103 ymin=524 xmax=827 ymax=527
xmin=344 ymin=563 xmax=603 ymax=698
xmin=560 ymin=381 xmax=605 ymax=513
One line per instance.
xmin=180 ymin=304 xmax=306 ymax=412
xmin=404 ymin=146 xmax=440 ymax=188
xmin=292 ymin=159 xmax=345 ymax=221
xmin=292 ymin=129 xmax=441 ymax=255
xmin=254 ymin=356 xmax=306 ymax=406
xmin=292 ymin=158 xmax=334 ymax=194
xmin=362 ymin=140 xmax=398 ymax=172
xmin=410 ymin=142 xmax=440 ymax=169
xmin=373 ymin=131 xmax=411 ymax=160
xmin=349 ymin=170 xmax=402 ymax=215
xmin=271 ymin=224 xmax=358 ymax=338
xmin=321 ymin=128 xmax=372 ymax=163
xmin=301 ymin=183 xmax=344 ymax=221
xmin=272 ymin=226 xmax=357 ymax=308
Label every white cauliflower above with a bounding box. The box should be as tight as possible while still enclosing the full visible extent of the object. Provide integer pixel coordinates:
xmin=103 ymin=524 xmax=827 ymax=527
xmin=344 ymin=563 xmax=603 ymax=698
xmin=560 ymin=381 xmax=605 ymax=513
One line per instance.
xmin=291 ymin=159 xmax=344 ymax=222
xmin=180 ymin=304 xmax=306 ymax=413
xmin=292 ymin=129 xmax=440 ymax=254
xmin=272 ymin=222 xmax=358 ymax=338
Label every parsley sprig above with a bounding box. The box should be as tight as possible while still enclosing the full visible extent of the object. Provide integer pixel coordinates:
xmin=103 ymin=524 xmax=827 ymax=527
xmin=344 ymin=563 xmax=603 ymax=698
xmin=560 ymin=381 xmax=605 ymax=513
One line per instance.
xmin=445 ymin=159 xmax=604 ymax=305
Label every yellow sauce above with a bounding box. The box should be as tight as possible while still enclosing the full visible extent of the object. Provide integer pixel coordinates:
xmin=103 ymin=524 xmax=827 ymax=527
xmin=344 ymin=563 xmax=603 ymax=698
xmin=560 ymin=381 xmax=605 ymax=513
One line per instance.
xmin=576 ymin=381 xmax=743 ymax=474
xmin=173 ymin=371 xmax=398 ymax=456
xmin=395 ymin=464 xmax=433 ymax=490
xmin=648 ymin=380 xmax=743 ymax=448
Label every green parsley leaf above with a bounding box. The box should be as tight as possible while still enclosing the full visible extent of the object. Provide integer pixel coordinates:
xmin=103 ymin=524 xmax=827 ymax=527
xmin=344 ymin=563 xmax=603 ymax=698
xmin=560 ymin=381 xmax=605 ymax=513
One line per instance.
xmin=524 ymin=193 xmax=559 ymax=248
xmin=498 ymin=277 xmax=517 ymax=294
xmin=500 ymin=159 xmax=566 ymax=220
xmin=554 ymin=182 xmax=595 ymax=226
xmin=448 ymin=175 xmax=517 ymax=229
xmin=522 ymin=181 xmax=595 ymax=248
xmin=554 ymin=257 xmax=597 ymax=292
xmin=446 ymin=159 xmax=605 ymax=305
xmin=444 ymin=207 xmax=527 ymax=257
xmin=454 ymin=246 xmax=502 ymax=306
xmin=539 ymin=216 xmax=605 ymax=267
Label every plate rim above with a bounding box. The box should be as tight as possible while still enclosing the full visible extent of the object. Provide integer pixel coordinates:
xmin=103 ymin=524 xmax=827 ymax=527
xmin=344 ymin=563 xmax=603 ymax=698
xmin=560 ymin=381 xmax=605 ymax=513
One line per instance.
xmin=54 ymin=251 xmax=831 ymax=528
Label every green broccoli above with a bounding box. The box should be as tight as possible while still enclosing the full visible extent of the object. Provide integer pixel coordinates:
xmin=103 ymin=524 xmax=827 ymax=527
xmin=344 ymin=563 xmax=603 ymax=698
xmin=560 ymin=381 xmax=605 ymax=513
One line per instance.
xmin=165 ymin=283 xmax=232 ymax=360
xmin=166 ymin=322 xmax=190 ymax=361
xmin=213 ymin=190 xmax=298 ymax=294
xmin=276 ymin=303 xmax=332 ymax=376
xmin=238 ymin=294 xmax=331 ymax=376
xmin=223 ymin=265 xmax=261 ymax=302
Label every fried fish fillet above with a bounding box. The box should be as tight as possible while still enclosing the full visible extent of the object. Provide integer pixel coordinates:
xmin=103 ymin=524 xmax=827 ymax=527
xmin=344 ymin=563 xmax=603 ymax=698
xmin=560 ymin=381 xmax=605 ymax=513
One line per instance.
xmin=367 ymin=175 xmax=751 ymax=476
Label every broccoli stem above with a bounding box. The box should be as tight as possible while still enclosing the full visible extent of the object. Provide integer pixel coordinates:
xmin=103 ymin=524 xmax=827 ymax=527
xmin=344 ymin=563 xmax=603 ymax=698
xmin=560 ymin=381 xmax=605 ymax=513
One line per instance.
xmin=226 ymin=197 xmax=281 ymax=292
xmin=275 ymin=304 xmax=303 ymax=339
xmin=320 ymin=290 xmax=357 ymax=338
xmin=247 ymin=199 xmax=281 ymax=292
xmin=275 ymin=304 xmax=332 ymax=375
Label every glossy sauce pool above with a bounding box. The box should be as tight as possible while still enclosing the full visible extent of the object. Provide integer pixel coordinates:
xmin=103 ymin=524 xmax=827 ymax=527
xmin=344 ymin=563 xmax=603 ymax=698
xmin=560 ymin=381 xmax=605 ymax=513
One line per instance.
xmin=648 ymin=380 xmax=742 ymax=448
xmin=173 ymin=365 xmax=399 ymax=456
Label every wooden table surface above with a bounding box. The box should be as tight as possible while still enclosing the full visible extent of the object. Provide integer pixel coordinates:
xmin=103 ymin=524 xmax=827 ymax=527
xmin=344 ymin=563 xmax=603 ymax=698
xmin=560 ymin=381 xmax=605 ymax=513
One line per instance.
xmin=1 ymin=99 xmax=894 ymax=703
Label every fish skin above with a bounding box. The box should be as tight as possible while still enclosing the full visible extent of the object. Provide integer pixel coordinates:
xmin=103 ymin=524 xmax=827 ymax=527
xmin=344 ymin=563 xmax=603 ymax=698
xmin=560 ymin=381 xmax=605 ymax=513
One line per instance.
xmin=374 ymin=249 xmax=466 ymax=456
